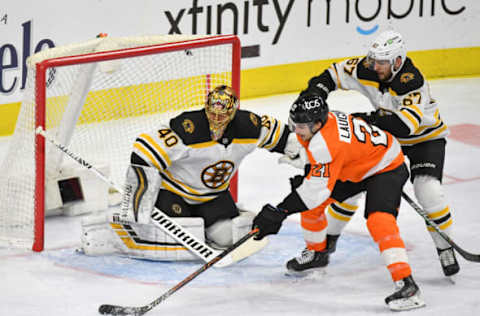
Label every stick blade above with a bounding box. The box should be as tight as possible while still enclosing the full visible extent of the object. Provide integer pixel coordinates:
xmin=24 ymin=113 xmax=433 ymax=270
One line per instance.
xmin=98 ymin=304 xmax=143 ymax=315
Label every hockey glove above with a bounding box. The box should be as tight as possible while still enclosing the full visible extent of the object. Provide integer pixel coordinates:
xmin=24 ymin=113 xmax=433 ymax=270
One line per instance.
xmin=278 ymin=151 xmax=307 ymax=169
xmin=351 ymin=111 xmax=376 ymax=125
xmin=278 ymin=133 xmax=306 ymax=169
xmin=253 ymin=204 xmax=288 ymax=240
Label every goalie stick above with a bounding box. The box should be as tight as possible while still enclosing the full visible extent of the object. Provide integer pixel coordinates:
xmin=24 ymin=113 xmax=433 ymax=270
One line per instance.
xmin=36 ymin=127 xmax=239 ymax=267
xmin=402 ymin=191 xmax=480 ymax=262
xmin=98 ymin=228 xmax=259 ymax=316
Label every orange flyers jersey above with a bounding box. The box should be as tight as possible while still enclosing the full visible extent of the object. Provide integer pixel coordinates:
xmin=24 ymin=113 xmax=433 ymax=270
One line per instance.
xmin=295 ymin=111 xmax=404 ymax=210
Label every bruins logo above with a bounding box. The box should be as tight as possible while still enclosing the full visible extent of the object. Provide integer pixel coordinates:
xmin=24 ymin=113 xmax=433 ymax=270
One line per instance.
xmin=171 ymin=203 xmax=183 ymax=215
xmin=201 ymin=160 xmax=235 ymax=189
xmin=400 ymin=72 xmax=415 ymax=84
xmin=250 ymin=113 xmax=259 ymax=127
xmin=362 ymin=58 xmax=373 ymax=69
xmin=182 ymin=119 xmax=195 ymax=134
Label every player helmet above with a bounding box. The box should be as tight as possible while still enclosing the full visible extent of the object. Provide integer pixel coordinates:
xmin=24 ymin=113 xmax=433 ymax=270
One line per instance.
xmin=289 ymin=93 xmax=329 ymax=132
xmin=367 ymin=30 xmax=406 ymax=78
xmin=205 ymin=85 xmax=239 ymax=140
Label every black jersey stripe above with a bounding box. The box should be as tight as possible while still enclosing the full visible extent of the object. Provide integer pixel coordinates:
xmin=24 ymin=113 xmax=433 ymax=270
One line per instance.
xmin=401 ymin=121 xmax=445 ymax=139
xmin=136 ymin=138 xmax=168 ymax=170
xmin=401 ymin=107 xmax=422 ymax=123
xmin=161 ymin=173 xmax=226 ymax=198
xmin=331 ymin=203 xmax=356 ymax=217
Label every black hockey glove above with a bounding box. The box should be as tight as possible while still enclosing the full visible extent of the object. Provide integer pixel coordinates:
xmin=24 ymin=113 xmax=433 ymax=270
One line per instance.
xmin=351 ymin=111 xmax=376 ymax=125
xmin=252 ymin=204 xmax=288 ymax=240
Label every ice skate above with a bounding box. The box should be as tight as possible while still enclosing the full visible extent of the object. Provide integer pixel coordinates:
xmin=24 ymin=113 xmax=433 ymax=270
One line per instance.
xmin=437 ymin=247 xmax=460 ymax=279
xmin=326 ymin=234 xmax=339 ymax=254
xmin=385 ymin=276 xmax=425 ymax=311
xmin=286 ymin=248 xmax=329 ymax=276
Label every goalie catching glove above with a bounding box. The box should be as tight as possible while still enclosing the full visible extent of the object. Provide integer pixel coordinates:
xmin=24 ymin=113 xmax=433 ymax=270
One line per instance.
xmin=252 ymin=204 xmax=288 ymax=240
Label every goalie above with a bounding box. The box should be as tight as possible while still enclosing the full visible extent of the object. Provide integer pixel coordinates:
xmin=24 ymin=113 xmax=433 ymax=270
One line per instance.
xmin=80 ymin=85 xmax=301 ymax=261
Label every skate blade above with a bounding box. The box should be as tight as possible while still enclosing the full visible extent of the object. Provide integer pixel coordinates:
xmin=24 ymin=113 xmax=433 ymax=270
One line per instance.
xmin=446 ymin=275 xmax=456 ymax=285
xmin=285 ymin=267 xmax=326 ymax=278
xmin=387 ymin=293 xmax=426 ymax=311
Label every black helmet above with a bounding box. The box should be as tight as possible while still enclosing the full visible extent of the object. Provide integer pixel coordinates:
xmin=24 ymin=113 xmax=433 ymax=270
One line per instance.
xmin=289 ymin=93 xmax=329 ymax=127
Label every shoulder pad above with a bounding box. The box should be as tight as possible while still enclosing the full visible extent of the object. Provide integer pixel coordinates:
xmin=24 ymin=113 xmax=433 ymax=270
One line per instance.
xmin=169 ymin=110 xmax=211 ymax=145
xmin=228 ymin=109 xmax=262 ymax=139
xmin=390 ymin=58 xmax=424 ymax=95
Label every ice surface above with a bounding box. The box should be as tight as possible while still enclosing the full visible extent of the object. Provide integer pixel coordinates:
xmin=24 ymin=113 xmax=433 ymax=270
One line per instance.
xmin=1 ymin=77 xmax=480 ymax=316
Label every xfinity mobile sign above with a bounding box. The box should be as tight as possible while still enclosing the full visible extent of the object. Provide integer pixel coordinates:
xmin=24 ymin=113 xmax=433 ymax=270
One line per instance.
xmin=1 ymin=0 xmax=478 ymax=103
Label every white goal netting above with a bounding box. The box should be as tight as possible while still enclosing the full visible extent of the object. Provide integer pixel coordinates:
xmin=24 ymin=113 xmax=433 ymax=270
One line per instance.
xmin=0 ymin=34 xmax=240 ymax=250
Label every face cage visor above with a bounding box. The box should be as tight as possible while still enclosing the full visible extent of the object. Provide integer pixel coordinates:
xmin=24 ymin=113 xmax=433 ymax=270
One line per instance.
xmin=288 ymin=115 xmax=316 ymax=133
xmin=366 ymin=52 xmax=392 ymax=71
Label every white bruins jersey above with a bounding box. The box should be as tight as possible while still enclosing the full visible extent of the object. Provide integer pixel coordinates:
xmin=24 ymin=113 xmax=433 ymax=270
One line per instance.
xmin=326 ymin=57 xmax=448 ymax=146
xmin=131 ymin=109 xmax=289 ymax=204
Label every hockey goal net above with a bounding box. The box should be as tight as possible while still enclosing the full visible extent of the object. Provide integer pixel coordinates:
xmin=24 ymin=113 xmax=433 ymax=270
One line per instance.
xmin=0 ymin=34 xmax=240 ymax=251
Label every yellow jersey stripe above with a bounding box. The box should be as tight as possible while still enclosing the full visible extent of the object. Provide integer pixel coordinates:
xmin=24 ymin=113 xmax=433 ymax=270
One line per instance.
xmin=139 ymin=133 xmax=171 ymax=166
xmin=134 ymin=143 xmax=161 ymax=170
xmin=336 ymin=201 xmax=359 ymax=211
xmin=428 ymin=206 xmax=450 ymax=220
xmin=330 ymin=64 xmax=343 ymax=89
xmin=427 ymin=218 xmax=453 ymax=232
xmin=162 ymin=181 xmax=216 ymax=203
xmin=416 ymin=110 xmax=441 ymax=134
xmin=258 ymin=119 xmax=276 ymax=148
xmin=264 ymin=123 xmax=282 ymax=149
xmin=399 ymin=124 xmax=448 ymax=145
xmin=162 ymin=169 xmax=203 ymax=195
xmin=408 ymin=105 xmax=423 ymax=119
xmin=188 ymin=141 xmax=218 ymax=148
xmin=389 ymin=88 xmax=397 ymax=96
xmin=399 ymin=109 xmax=420 ymax=131
xmin=120 ymin=237 xmax=187 ymax=251
xmin=232 ymin=138 xmax=258 ymax=144
xmin=328 ymin=206 xmax=352 ymax=222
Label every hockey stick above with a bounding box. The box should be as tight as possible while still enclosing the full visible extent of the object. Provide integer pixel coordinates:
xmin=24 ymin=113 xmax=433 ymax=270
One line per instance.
xmin=98 ymin=228 xmax=259 ymax=316
xmin=402 ymin=191 xmax=480 ymax=262
xmin=36 ymin=127 xmax=232 ymax=266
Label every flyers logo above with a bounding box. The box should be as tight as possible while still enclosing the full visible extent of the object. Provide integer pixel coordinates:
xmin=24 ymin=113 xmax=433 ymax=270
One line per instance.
xmin=311 ymin=163 xmax=330 ymax=178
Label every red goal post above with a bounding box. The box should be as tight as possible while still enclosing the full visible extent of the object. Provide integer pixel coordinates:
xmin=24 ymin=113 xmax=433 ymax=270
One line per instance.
xmin=0 ymin=34 xmax=241 ymax=252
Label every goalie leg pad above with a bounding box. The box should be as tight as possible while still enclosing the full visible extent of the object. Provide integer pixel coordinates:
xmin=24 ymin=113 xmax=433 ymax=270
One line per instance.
xmin=214 ymin=210 xmax=269 ymax=266
xmin=117 ymin=164 xmax=162 ymax=224
xmin=81 ymin=214 xmax=205 ymax=261
xmin=205 ymin=210 xmax=257 ymax=248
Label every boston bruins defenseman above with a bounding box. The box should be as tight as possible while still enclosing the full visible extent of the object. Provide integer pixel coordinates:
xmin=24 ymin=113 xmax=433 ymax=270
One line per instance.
xmin=284 ymin=30 xmax=459 ymax=279
xmin=80 ymin=85 xmax=301 ymax=261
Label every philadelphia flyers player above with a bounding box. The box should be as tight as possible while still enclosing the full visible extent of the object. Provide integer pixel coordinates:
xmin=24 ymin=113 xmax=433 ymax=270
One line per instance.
xmin=290 ymin=30 xmax=459 ymax=278
xmin=252 ymin=93 xmax=425 ymax=311
xmin=80 ymin=85 xmax=301 ymax=261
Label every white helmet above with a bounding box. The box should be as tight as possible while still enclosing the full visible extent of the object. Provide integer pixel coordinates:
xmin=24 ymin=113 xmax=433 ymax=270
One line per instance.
xmin=367 ymin=30 xmax=406 ymax=78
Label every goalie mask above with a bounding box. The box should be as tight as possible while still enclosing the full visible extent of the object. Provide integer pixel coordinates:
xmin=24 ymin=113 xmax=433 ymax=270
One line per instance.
xmin=366 ymin=30 xmax=406 ymax=80
xmin=205 ymin=85 xmax=239 ymax=140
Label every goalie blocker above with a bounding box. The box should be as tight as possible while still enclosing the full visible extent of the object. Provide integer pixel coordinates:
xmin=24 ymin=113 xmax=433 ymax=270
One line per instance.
xmin=81 ymin=165 xmax=260 ymax=261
